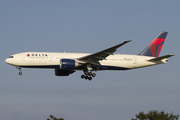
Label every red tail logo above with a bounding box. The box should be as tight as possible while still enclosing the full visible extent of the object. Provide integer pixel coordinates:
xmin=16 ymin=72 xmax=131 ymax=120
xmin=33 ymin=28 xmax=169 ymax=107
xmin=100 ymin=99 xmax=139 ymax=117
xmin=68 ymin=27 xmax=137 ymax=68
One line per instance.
xmin=139 ymin=32 xmax=167 ymax=57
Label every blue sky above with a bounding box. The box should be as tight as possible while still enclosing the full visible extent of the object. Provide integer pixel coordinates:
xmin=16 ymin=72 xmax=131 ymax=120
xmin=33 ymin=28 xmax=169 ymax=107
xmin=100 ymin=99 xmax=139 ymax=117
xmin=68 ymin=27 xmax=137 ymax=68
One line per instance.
xmin=1 ymin=1 xmax=180 ymax=120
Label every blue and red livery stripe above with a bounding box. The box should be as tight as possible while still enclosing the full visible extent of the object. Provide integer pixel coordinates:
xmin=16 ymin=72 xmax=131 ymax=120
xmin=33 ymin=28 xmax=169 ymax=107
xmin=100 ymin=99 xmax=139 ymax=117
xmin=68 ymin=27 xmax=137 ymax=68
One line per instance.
xmin=139 ymin=32 xmax=168 ymax=57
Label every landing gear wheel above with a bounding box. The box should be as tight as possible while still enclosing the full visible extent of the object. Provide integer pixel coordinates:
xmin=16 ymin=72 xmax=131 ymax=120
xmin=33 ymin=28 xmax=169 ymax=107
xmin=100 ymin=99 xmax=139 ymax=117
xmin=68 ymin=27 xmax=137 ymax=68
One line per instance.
xmin=88 ymin=77 xmax=92 ymax=81
xmin=81 ymin=70 xmax=96 ymax=81
xmin=81 ymin=75 xmax=85 ymax=79
xmin=92 ymin=73 xmax=96 ymax=77
xmin=84 ymin=71 xmax=88 ymax=75
xmin=88 ymin=72 xmax=92 ymax=76
xmin=85 ymin=76 xmax=88 ymax=80
xmin=19 ymin=72 xmax=22 ymax=75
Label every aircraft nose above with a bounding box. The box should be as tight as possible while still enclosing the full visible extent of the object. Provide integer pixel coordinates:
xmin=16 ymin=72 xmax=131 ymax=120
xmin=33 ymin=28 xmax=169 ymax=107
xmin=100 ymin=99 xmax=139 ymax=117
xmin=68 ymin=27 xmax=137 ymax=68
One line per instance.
xmin=5 ymin=58 xmax=9 ymax=64
xmin=5 ymin=58 xmax=13 ymax=65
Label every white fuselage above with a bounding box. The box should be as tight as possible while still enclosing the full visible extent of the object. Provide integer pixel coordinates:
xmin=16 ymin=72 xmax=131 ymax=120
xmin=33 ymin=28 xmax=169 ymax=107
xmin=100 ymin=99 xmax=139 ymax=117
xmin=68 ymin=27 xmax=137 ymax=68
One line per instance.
xmin=5 ymin=32 xmax=172 ymax=79
xmin=5 ymin=52 xmax=167 ymax=71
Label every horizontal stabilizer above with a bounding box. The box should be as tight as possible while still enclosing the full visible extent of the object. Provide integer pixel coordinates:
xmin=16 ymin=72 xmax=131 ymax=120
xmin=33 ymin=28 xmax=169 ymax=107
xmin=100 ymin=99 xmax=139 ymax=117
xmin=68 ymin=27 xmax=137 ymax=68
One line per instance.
xmin=148 ymin=54 xmax=174 ymax=62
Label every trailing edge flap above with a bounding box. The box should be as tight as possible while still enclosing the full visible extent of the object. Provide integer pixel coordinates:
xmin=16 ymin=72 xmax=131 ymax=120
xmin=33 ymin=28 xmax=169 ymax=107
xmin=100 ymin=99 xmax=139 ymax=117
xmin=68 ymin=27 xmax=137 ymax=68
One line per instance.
xmin=148 ymin=54 xmax=174 ymax=62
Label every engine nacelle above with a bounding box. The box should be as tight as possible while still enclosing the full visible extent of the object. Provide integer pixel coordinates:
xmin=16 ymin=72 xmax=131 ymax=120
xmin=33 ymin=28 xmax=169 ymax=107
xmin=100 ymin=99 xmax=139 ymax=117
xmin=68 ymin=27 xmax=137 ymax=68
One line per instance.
xmin=55 ymin=69 xmax=75 ymax=76
xmin=60 ymin=59 xmax=80 ymax=69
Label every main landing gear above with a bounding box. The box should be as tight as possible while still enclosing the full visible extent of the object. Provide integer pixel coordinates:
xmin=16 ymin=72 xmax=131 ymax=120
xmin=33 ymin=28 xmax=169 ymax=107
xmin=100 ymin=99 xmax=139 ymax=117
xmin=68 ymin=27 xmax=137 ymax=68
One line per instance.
xmin=16 ymin=66 xmax=22 ymax=75
xmin=81 ymin=70 xmax=96 ymax=81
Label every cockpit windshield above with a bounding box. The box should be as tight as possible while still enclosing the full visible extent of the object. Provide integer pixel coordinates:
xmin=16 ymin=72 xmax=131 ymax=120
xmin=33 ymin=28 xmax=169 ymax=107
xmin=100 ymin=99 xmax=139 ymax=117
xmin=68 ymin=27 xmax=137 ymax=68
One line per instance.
xmin=9 ymin=56 xmax=14 ymax=58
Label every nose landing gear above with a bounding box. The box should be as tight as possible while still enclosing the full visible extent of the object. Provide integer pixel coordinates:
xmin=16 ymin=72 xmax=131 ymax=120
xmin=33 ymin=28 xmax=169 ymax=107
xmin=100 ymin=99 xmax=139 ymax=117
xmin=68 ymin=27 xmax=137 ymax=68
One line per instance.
xmin=19 ymin=72 xmax=22 ymax=75
xmin=16 ymin=66 xmax=22 ymax=75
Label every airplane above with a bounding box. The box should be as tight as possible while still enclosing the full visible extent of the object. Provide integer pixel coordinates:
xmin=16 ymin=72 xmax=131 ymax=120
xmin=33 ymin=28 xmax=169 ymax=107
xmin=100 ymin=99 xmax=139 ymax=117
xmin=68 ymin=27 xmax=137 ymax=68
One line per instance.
xmin=5 ymin=32 xmax=174 ymax=81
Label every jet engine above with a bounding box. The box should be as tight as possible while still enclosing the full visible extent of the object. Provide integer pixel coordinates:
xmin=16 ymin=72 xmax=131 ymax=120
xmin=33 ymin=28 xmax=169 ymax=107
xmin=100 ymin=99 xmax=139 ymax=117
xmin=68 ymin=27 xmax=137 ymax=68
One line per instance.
xmin=55 ymin=68 xmax=75 ymax=76
xmin=60 ymin=59 xmax=80 ymax=69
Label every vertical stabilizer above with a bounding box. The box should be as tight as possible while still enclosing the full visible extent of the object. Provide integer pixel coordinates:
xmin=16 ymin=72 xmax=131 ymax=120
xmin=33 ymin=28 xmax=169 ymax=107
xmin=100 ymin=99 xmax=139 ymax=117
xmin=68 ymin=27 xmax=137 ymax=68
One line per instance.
xmin=139 ymin=32 xmax=168 ymax=57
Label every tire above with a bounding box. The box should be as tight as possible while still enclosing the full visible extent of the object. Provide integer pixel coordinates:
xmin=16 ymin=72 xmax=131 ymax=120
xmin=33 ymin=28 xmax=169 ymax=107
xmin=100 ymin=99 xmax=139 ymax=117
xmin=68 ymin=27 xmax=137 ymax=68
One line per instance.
xmin=84 ymin=71 xmax=88 ymax=75
xmin=92 ymin=73 xmax=96 ymax=77
xmin=85 ymin=76 xmax=88 ymax=79
xmin=88 ymin=77 xmax=92 ymax=81
xmin=81 ymin=75 xmax=85 ymax=79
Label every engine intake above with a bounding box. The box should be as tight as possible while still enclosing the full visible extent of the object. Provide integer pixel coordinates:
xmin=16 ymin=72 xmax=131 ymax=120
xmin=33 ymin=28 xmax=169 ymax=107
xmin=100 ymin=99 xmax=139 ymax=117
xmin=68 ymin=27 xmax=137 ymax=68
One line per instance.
xmin=60 ymin=59 xmax=80 ymax=69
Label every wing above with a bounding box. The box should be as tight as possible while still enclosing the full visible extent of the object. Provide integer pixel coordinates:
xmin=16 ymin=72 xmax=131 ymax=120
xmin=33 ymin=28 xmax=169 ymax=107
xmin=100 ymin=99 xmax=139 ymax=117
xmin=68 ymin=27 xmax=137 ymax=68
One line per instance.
xmin=78 ymin=40 xmax=132 ymax=63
